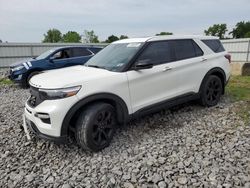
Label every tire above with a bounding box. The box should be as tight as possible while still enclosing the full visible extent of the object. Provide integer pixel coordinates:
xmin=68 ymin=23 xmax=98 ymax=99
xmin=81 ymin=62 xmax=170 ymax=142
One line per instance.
xmin=200 ymin=75 xmax=223 ymax=107
xmin=22 ymin=71 xmax=40 ymax=88
xmin=75 ymin=103 xmax=116 ymax=152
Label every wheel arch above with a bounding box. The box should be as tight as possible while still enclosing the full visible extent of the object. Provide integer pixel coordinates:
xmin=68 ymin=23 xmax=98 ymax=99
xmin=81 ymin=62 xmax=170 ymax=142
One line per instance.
xmin=199 ymin=67 xmax=226 ymax=94
xmin=25 ymin=68 xmax=44 ymax=79
xmin=61 ymin=93 xmax=129 ymax=136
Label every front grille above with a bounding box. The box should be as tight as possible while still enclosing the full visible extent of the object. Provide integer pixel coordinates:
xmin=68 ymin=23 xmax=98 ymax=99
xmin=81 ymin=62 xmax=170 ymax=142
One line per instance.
xmin=27 ymin=86 xmax=44 ymax=108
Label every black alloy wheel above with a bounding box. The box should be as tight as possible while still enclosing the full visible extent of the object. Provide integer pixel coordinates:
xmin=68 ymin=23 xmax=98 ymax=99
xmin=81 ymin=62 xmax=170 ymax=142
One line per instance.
xmin=75 ymin=103 xmax=116 ymax=151
xmin=200 ymin=75 xmax=223 ymax=107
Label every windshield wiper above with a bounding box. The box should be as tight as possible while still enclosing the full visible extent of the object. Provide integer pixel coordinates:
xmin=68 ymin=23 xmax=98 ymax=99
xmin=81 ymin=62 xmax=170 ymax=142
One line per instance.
xmin=85 ymin=65 xmax=107 ymax=70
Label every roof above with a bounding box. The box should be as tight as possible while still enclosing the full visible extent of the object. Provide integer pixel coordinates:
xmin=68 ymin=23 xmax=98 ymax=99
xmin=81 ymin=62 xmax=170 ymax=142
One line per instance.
xmin=113 ymin=35 xmax=219 ymax=44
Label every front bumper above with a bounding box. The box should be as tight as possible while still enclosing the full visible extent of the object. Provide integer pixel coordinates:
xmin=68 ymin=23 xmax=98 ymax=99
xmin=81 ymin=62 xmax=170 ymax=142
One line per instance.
xmin=24 ymin=95 xmax=79 ymax=141
xmin=25 ymin=117 xmax=67 ymax=143
xmin=8 ymin=69 xmax=26 ymax=83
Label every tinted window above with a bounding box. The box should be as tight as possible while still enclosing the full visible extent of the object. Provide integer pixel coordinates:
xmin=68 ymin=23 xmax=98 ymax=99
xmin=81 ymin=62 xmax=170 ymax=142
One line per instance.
xmin=193 ymin=42 xmax=204 ymax=56
xmin=202 ymin=39 xmax=225 ymax=53
xmin=137 ymin=41 xmax=174 ymax=65
xmin=174 ymin=39 xmax=202 ymax=60
xmin=72 ymin=48 xmax=92 ymax=57
xmin=89 ymin=48 xmax=102 ymax=54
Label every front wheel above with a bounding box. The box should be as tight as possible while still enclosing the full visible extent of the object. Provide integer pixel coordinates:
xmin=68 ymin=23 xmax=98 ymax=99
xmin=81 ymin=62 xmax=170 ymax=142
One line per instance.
xmin=200 ymin=75 xmax=223 ymax=107
xmin=21 ymin=71 xmax=40 ymax=88
xmin=75 ymin=103 xmax=116 ymax=152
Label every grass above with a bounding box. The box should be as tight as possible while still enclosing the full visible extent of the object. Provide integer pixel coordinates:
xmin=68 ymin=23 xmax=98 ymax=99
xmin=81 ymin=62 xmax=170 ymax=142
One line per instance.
xmin=0 ymin=78 xmax=13 ymax=85
xmin=226 ymin=76 xmax=250 ymax=124
xmin=226 ymin=76 xmax=250 ymax=101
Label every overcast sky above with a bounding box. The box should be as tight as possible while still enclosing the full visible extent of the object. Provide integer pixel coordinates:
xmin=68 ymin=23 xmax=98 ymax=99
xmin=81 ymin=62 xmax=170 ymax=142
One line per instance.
xmin=0 ymin=0 xmax=249 ymax=42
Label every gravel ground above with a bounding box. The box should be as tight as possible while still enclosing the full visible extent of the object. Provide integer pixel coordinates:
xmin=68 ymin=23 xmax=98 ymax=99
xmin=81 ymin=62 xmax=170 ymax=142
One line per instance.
xmin=0 ymin=86 xmax=250 ymax=188
xmin=0 ymin=68 xmax=9 ymax=78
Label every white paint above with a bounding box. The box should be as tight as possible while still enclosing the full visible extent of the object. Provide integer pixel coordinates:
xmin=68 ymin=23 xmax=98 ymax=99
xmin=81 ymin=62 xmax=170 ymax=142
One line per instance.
xmin=27 ymin=61 xmax=32 ymax=67
xmin=22 ymin=62 xmax=29 ymax=69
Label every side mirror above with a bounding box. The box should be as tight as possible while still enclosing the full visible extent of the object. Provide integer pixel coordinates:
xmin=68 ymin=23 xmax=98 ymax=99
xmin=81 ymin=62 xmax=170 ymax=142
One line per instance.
xmin=49 ymin=56 xmax=56 ymax=62
xmin=134 ymin=60 xmax=153 ymax=70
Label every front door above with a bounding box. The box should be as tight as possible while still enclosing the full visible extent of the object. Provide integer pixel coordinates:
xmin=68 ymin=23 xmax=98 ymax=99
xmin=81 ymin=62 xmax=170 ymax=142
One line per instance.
xmin=126 ymin=41 xmax=177 ymax=113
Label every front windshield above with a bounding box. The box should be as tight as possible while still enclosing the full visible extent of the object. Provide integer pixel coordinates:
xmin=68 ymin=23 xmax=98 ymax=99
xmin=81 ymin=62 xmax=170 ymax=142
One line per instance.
xmin=85 ymin=42 xmax=143 ymax=71
xmin=36 ymin=49 xmax=56 ymax=60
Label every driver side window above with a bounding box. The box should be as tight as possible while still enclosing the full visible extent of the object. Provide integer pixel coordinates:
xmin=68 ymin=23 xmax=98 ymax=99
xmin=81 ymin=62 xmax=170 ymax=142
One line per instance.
xmin=52 ymin=49 xmax=70 ymax=60
xmin=137 ymin=41 xmax=174 ymax=65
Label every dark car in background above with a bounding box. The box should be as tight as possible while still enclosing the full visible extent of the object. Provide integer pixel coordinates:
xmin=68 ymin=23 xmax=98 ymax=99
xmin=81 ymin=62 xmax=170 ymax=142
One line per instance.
xmin=8 ymin=46 xmax=103 ymax=87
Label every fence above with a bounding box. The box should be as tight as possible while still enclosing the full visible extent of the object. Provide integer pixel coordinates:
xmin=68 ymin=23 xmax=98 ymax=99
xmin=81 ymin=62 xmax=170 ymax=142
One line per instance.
xmin=222 ymin=38 xmax=250 ymax=63
xmin=0 ymin=39 xmax=250 ymax=68
xmin=0 ymin=43 xmax=107 ymax=67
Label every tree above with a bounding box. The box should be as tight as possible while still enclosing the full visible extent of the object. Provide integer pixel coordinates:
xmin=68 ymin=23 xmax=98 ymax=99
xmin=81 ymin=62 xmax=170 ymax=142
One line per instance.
xmin=204 ymin=24 xmax=227 ymax=39
xmin=43 ymin=28 xmax=62 ymax=43
xmin=229 ymin=21 xmax=250 ymax=38
xmin=245 ymin=31 xmax=250 ymax=38
xmin=155 ymin=32 xmax=173 ymax=36
xmin=63 ymin=31 xmax=81 ymax=43
xmin=105 ymin=35 xmax=119 ymax=43
xmin=83 ymin=30 xmax=99 ymax=43
xmin=120 ymin=35 xmax=129 ymax=39
xmin=0 ymin=39 xmax=2 ymax=43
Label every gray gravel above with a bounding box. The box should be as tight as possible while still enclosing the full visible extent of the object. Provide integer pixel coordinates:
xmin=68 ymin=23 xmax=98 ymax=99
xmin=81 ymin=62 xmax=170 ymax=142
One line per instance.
xmin=0 ymin=68 xmax=9 ymax=78
xmin=0 ymin=86 xmax=250 ymax=187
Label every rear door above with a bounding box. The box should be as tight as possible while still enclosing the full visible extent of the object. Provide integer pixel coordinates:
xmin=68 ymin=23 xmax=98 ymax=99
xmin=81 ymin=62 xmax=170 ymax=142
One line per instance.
xmin=169 ymin=39 xmax=206 ymax=94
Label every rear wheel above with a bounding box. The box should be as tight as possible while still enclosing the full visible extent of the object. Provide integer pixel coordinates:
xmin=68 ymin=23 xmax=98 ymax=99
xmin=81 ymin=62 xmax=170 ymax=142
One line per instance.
xmin=200 ymin=75 xmax=223 ymax=107
xmin=75 ymin=103 xmax=116 ymax=152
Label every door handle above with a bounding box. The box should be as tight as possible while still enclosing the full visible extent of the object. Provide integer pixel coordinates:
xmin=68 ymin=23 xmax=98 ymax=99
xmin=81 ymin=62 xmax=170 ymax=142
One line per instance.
xmin=201 ymin=58 xmax=207 ymax=62
xmin=163 ymin=66 xmax=172 ymax=72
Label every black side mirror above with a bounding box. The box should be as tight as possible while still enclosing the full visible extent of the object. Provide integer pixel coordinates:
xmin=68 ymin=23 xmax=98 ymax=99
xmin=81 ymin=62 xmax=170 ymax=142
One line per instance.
xmin=49 ymin=56 xmax=56 ymax=62
xmin=134 ymin=59 xmax=153 ymax=70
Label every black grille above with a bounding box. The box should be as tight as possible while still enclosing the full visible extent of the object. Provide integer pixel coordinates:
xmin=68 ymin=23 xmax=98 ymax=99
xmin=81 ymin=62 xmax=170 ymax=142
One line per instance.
xmin=28 ymin=86 xmax=44 ymax=108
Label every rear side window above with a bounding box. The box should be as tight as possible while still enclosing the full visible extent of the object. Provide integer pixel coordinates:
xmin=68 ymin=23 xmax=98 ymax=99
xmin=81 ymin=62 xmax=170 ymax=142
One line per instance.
xmin=174 ymin=39 xmax=203 ymax=61
xmin=89 ymin=48 xmax=102 ymax=54
xmin=71 ymin=48 xmax=92 ymax=57
xmin=137 ymin=41 xmax=174 ymax=65
xmin=202 ymin=39 xmax=225 ymax=53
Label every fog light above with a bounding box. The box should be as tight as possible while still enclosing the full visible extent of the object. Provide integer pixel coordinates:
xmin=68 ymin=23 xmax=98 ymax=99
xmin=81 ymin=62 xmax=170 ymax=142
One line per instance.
xmin=35 ymin=113 xmax=51 ymax=124
xmin=35 ymin=113 xmax=50 ymax=119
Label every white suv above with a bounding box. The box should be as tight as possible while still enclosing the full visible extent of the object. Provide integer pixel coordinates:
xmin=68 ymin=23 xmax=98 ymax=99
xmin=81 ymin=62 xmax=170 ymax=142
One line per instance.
xmin=25 ymin=35 xmax=231 ymax=151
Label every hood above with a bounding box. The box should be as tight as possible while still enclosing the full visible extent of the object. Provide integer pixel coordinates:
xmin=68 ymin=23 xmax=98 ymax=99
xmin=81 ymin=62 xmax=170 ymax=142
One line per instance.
xmin=29 ymin=65 xmax=116 ymax=89
xmin=10 ymin=58 xmax=34 ymax=67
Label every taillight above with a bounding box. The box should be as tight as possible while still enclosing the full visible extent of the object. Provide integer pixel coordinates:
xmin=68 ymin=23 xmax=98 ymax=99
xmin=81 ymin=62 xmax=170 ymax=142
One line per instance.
xmin=224 ymin=54 xmax=231 ymax=63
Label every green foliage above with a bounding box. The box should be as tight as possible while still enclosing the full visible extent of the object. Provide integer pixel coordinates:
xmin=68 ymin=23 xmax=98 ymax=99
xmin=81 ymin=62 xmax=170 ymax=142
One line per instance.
xmin=245 ymin=31 xmax=250 ymax=38
xmin=230 ymin=21 xmax=250 ymax=38
xmin=63 ymin=31 xmax=81 ymax=43
xmin=226 ymin=76 xmax=250 ymax=101
xmin=43 ymin=28 xmax=62 ymax=43
xmin=0 ymin=78 xmax=13 ymax=85
xmin=119 ymin=35 xmax=129 ymax=39
xmin=105 ymin=35 xmax=119 ymax=43
xmin=155 ymin=32 xmax=173 ymax=36
xmin=226 ymin=76 xmax=250 ymax=123
xmin=204 ymin=24 xmax=228 ymax=39
xmin=83 ymin=30 xmax=99 ymax=43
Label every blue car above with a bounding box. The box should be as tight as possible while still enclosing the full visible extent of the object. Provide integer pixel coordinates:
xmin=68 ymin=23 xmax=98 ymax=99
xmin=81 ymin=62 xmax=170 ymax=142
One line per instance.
xmin=8 ymin=46 xmax=102 ymax=87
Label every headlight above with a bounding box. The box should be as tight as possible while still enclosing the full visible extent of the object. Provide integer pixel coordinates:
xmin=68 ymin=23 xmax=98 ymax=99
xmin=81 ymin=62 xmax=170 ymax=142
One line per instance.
xmin=39 ymin=86 xmax=81 ymax=100
xmin=12 ymin=65 xmax=24 ymax=72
